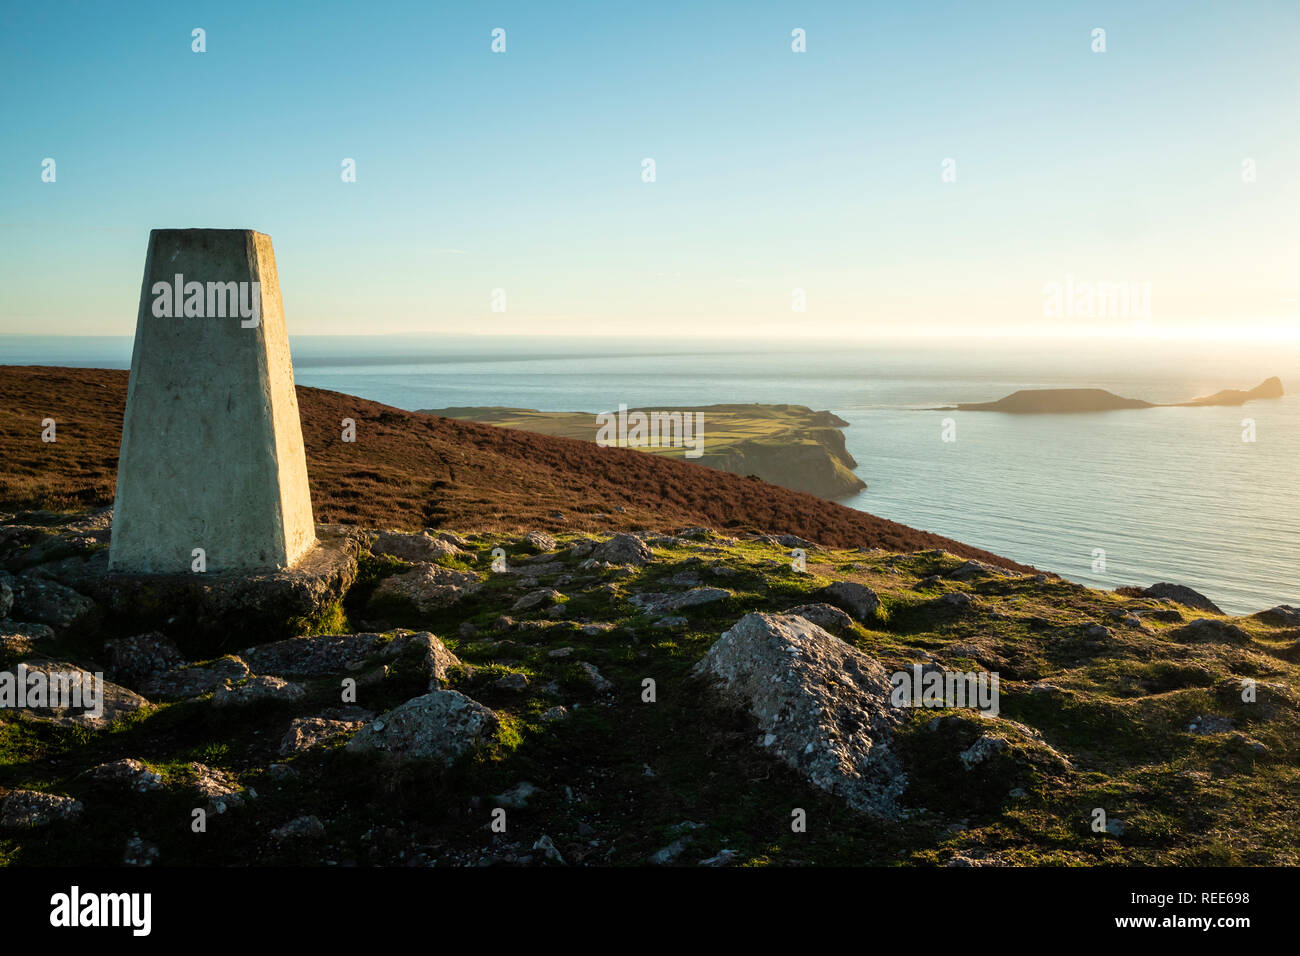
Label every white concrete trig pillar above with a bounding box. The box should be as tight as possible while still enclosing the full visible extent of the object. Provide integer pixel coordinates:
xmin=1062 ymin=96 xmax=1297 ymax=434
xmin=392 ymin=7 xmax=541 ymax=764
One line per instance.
xmin=109 ymin=229 xmax=317 ymax=573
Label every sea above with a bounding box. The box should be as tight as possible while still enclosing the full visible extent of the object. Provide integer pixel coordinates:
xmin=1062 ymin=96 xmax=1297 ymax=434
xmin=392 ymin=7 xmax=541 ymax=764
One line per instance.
xmin=4 ymin=333 xmax=1297 ymax=615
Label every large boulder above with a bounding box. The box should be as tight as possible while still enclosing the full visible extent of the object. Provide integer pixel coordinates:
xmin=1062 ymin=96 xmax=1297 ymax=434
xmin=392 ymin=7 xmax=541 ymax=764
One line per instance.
xmin=0 ymin=789 xmax=84 ymax=828
xmin=784 ymin=603 xmax=857 ymax=637
xmin=8 ymin=575 xmax=97 ymax=630
xmin=139 ymin=655 xmax=249 ymax=699
xmin=10 ymin=659 xmax=150 ymax=729
xmin=590 ymin=534 xmax=653 ymax=567
xmin=371 ymin=531 xmax=465 ymax=563
xmin=369 ymin=563 xmax=482 ymax=615
xmin=346 ymin=690 xmax=498 ymax=765
xmin=820 ymin=581 xmax=883 ymax=623
xmin=241 ymin=630 xmax=457 ymax=683
xmin=1138 ymin=583 xmax=1222 ymax=614
xmin=692 ymin=612 xmax=905 ymax=817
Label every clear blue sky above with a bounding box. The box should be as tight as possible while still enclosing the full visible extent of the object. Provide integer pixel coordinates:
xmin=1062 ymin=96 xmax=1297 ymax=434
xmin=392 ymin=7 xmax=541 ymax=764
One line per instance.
xmin=3 ymin=0 xmax=1298 ymax=338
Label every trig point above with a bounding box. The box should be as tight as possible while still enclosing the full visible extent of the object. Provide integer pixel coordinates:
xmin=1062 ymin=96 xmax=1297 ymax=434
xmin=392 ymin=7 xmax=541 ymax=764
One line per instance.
xmin=109 ymin=229 xmax=317 ymax=573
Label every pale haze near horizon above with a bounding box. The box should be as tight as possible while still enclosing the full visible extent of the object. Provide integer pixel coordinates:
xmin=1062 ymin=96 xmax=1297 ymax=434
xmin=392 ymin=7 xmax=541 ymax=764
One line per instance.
xmin=2 ymin=0 xmax=1298 ymax=342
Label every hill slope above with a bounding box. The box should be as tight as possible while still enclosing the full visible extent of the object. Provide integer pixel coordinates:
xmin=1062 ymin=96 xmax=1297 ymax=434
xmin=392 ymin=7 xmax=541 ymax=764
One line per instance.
xmin=0 ymin=366 xmax=1033 ymax=572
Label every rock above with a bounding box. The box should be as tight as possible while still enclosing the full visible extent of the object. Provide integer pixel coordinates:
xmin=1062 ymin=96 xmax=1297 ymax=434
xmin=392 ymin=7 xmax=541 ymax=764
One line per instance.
xmin=1188 ymin=714 xmax=1235 ymax=735
xmin=212 ymin=675 xmax=306 ymax=707
xmin=692 ymin=612 xmax=905 ymax=817
xmin=139 ymin=655 xmax=250 ymax=699
xmin=590 ymin=534 xmax=653 ymax=567
xmin=653 ymin=616 xmax=688 ymax=629
xmin=279 ymin=717 xmax=362 ymax=756
xmin=346 ymin=690 xmax=499 ymax=764
xmin=83 ymin=758 xmax=163 ymax=793
xmin=0 ymin=571 xmax=12 ymax=618
xmin=578 ymin=661 xmax=612 ymax=691
xmin=8 ymin=575 xmax=96 ymax=630
xmin=784 ymin=603 xmax=857 ymax=637
xmin=104 ymin=631 xmax=185 ymax=685
xmin=944 ymin=592 xmax=973 ymax=609
xmin=0 ymin=789 xmax=84 ymax=828
xmin=14 ymin=659 xmax=150 ymax=728
xmin=699 ymin=849 xmax=739 ymax=866
xmin=539 ymin=705 xmax=569 ymax=722
xmin=493 ymin=672 xmax=529 ymax=691
xmin=1085 ymin=624 xmax=1111 ymax=639
xmin=369 ymin=563 xmax=483 ymax=615
xmin=959 ymin=734 xmax=1010 ymax=769
xmin=270 ymin=815 xmax=326 ymax=841
xmin=947 ymin=559 xmax=1015 ymax=581
xmin=533 ymin=834 xmax=565 ymax=864
xmin=1105 ymin=818 xmax=1127 ymax=837
xmin=648 ymin=839 xmax=691 ymax=865
xmin=1254 ymin=605 xmax=1300 ymax=627
xmin=629 ymin=587 xmax=730 ymax=614
xmin=243 ymin=630 xmax=459 ymax=688
xmin=1139 ymin=583 xmax=1222 ymax=614
xmin=513 ymin=588 xmax=565 ymax=612
xmin=123 ymin=835 xmax=159 ymax=866
xmin=1174 ymin=618 xmax=1250 ymax=644
xmin=189 ymin=763 xmax=245 ymax=813
xmin=547 ymin=647 xmax=574 ymax=659
xmin=372 ymin=530 xmax=464 ymax=563
xmin=820 ymin=581 xmax=883 ymax=623
xmin=495 ymin=781 xmax=538 ymax=808
xmin=521 ymin=531 xmax=557 ymax=553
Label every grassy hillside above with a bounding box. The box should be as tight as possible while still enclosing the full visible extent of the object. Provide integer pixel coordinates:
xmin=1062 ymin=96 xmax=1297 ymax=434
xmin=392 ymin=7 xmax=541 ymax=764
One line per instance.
xmin=0 ymin=366 xmax=1031 ymax=571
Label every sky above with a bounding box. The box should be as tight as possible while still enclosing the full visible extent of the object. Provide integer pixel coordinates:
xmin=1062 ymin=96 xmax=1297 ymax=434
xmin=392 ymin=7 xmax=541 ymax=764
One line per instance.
xmin=2 ymin=0 xmax=1298 ymax=340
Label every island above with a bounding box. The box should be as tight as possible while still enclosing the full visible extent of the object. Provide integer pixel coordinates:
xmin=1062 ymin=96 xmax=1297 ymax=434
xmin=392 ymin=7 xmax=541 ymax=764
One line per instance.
xmin=942 ymin=376 xmax=1283 ymax=413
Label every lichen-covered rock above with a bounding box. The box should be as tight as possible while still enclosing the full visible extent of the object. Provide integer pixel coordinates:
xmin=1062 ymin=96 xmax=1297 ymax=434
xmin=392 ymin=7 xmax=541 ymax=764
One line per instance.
xmin=104 ymin=631 xmax=185 ymax=685
xmin=372 ymin=530 xmax=465 ymax=563
xmin=139 ymin=655 xmax=249 ymax=699
xmin=821 ymin=581 xmax=883 ymax=623
xmin=369 ymin=563 xmax=482 ymax=614
xmin=279 ymin=717 xmax=363 ymax=756
xmin=241 ymin=630 xmax=454 ymax=679
xmin=513 ymin=588 xmax=565 ymax=612
xmin=189 ymin=763 xmax=245 ymax=813
xmin=590 ymin=533 xmax=653 ymax=567
xmin=692 ymin=612 xmax=905 ymax=818
xmin=15 ymin=659 xmax=150 ymax=729
xmin=212 ymin=675 xmax=306 ymax=707
xmin=630 ymin=587 xmax=730 ymax=614
xmin=346 ymin=690 xmax=499 ymax=764
xmin=783 ymin=603 xmax=857 ymax=637
xmin=521 ymin=531 xmax=557 ymax=553
xmin=0 ymin=789 xmax=84 ymax=828
xmin=8 ymin=575 xmax=97 ymax=630
xmin=83 ymin=758 xmax=164 ymax=793
xmin=1254 ymin=605 xmax=1300 ymax=627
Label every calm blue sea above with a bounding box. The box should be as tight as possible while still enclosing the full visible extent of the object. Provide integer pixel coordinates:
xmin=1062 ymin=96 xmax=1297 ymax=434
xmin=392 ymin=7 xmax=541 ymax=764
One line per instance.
xmin=4 ymin=333 xmax=1297 ymax=615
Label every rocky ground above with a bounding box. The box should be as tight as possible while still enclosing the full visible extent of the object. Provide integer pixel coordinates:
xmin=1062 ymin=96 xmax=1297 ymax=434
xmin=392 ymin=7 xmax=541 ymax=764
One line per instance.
xmin=2 ymin=510 xmax=1298 ymax=866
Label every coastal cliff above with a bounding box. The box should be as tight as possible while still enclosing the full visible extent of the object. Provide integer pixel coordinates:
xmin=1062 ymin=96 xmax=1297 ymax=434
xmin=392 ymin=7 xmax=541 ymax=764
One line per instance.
xmin=419 ymin=403 xmax=868 ymax=500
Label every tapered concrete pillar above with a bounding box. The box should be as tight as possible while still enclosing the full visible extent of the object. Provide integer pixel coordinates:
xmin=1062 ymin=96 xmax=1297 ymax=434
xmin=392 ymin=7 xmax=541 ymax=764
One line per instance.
xmin=109 ymin=229 xmax=317 ymax=573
